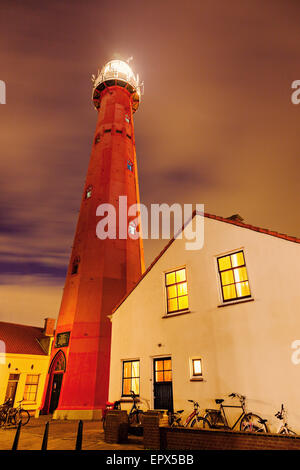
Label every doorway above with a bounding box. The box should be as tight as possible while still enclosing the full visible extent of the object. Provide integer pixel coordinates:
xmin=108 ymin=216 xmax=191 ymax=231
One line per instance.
xmin=43 ymin=350 xmax=66 ymax=415
xmin=5 ymin=374 xmax=20 ymax=405
xmin=49 ymin=373 xmax=63 ymax=414
xmin=153 ymin=357 xmax=173 ymax=412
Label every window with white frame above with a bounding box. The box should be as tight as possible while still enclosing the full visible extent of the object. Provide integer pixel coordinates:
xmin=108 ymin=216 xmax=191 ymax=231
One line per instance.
xmin=165 ymin=267 xmax=189 ymax=314
xmin=217 ymin=250 xmax=251 ymax=302
xmin=122 ymin=360 xmax=140 ymax=396
xmin=190 ymin=358 xmax=203 ymax=380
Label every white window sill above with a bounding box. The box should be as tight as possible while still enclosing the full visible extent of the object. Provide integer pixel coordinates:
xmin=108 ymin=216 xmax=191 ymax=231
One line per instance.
xmin=218 ymin=298 xmax=254 ymax=308
xmin=162 ymin=310 xmax=190 ymax=319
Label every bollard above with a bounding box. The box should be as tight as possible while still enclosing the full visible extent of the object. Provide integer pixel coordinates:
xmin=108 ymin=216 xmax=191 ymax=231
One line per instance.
xmin=41 ymin=421 xmax=49 ymax=450
xmin=75 ymin=420 xmax=83 ymax=450
xmin=12 ymin=421 xmax=22 ymax=451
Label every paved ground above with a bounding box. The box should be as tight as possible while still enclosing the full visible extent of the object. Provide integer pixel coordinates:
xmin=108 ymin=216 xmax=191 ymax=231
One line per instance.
xmin=0 ymin=415 xmax=144 ymax=450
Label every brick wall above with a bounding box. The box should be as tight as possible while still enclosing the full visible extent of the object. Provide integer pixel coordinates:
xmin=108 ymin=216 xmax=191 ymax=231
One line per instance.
xmin=143 ymin=414 xmax=300 ymax=450
xmin=104 ymin=410 xmax=128 ymax=444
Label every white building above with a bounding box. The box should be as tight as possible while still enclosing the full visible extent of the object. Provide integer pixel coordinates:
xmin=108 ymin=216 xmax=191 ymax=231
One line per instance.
xmin=108 ymin=212 xmax=300 ymax=433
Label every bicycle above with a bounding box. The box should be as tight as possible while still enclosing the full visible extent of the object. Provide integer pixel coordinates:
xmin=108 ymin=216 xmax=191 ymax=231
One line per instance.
xmin=128 ymin=390 xmax=144 ymax=426
xmin=0 ymin=398 xmax=30 ymax=427
xmin=204 ymin=393 xmax=268 ymax=433
xmin=275 ymin=404 xmax=296 ymax=435
xmin=9 ymin=399 xmax=30 ymax=427
xmin=169 ymin=400 xmax=210 ymax=429
xmin=0 ymin=399 xmax=13 ymax=427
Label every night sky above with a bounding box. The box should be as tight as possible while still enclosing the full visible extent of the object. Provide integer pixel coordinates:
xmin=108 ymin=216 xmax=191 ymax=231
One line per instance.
xmin=0 ymin=0 xmax=300 ymax=326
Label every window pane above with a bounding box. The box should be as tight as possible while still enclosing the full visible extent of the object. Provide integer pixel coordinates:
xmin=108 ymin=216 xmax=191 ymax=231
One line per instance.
xmin=236 ymin=281 xmax=251 ymax=298
xmin=155 ymin=360 xmax=164 ymax=371
xmin=193 ymin=359 xmax=202 ymax=375
xmin=233 ymin=267 xmax=248 ymax=283
xmin=132 ymin=361 xmax=139 ymax=378
xmin=221 ymin=270 xmax=234 ymax=286
xmin=166 ymin=272 xmax=176 ymax=286
xmin=168 ymin=298 xmax=178 ymax=312
xmin=218 ymin=256 xmax=231 ymax=271
xmin=175 ymin=269 xmax=186 ymax=283
xmin=132 ymin=378 xmax=139 ymax=395
xmin=164 ymin=370 xmax=172 ymax=382
xmin=123 ymin=378 xmax=131 ymax=395
xmin=163 ymin=360 xmax=172 ymax=371
xmin=178 ymin=295 xmax=189 ymax=310
xmin=177 ymin=282 xmax=187 ymax=296
xmin=123 ymin=362 xmax=131 ymax=378
xmin=222 ymin=284 xmax=237 ymax=300
xmin=167 ymin=285 xmax=177 ymax=299
xmin=231 ymin=251 xmax=244 ymax=268
xmin=156 ymin=371 xmax=164 ymax=382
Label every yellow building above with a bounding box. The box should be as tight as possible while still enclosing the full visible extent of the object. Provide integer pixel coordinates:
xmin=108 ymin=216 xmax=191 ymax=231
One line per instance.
xmin=0 ymin=318 xmax=55 ymax=417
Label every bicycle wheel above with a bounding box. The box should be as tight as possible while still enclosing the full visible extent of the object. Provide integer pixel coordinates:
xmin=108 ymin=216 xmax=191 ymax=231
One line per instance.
xmin=204 ymin=411 xmax=225 ymax=428
xmin=129 ymin=410 xmax=143 ymax=426
xmin=14 ymin=409 xmax=30 ymax=426
xmin=240 ymin=413 xmax=268 ymax=433
xmin=190 ymin=416 xmax=210 ymax=429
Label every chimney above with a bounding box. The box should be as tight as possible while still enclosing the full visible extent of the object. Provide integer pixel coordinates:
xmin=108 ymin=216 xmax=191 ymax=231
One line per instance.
xmin=43 ymin=318 xmax=55 ymax=337
xmin=226 ymin=214 xmax=244 ymax=223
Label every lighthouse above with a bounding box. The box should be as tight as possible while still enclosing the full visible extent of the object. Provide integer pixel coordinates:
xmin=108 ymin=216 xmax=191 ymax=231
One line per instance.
xmin=41 ymin=59 xmax=145 ymax=420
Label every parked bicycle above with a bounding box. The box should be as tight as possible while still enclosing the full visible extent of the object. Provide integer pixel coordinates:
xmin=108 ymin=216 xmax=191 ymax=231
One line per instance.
xmin=204 ymin=393 xmax=268 ymax=433
xmin=275 ymin=404 xmax=296 ymax=435
xmin=169 ymin=400 xmax=210 ymax=429
xmin=128 ymin=390 xmax=144 ymax=426
xmin=0 ymin=398 xmax=30 ymax=427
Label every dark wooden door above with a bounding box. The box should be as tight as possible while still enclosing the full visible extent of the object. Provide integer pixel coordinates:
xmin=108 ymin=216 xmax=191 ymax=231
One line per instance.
xmin=49 ymin=373 xmax=63 ymax=414
xmin=5 ymin=374 xmax=20 ymax=404
xmin=153 ymin=358 xmax=173 ymax=412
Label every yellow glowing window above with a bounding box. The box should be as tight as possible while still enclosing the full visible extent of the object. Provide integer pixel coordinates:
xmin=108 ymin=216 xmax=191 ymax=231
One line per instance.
xmin=165 ymin=268 xmax=189 ymax=314
xmin=192 ymin=359 xmax=202 ymax=377
xmin=154 ymin=359 xmax=172 ymax=383
xmin=217 ymin=250 xmax=251 ymax=302
xmin=24 ymin=375 xmax=39 ymax=402
xmin=122 ymin=360 xmax=140 ymax=396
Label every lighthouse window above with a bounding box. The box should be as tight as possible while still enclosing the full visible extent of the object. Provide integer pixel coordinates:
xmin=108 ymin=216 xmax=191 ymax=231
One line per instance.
xmin=94 ymin=134 xmax=100 ymax=144
xmin=125 ymin=114 xmax=130 ymax=123
xmin=127 ymin=160 xmax=133 ymax=172
xmin=129 ymin=222 xmax=136 ymax=235
xmin=85 ymin=186 xmax=92 ymax=199
xmin=71 ymin=257 xmax=80 ymax=275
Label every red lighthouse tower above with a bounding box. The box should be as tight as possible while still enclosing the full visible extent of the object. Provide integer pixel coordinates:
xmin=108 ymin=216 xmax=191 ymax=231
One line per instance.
xmin=41 ymin=59 xmax=145 ymax=420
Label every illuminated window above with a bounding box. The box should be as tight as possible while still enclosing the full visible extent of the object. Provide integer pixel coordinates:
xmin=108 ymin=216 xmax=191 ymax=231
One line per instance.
xmin=85 ymin=186 xmax=92 ymax=199
xmin=122 ymin=360 xmax=140 ymax=396
xmin=128 ymin=221 xmax=136 ymax=235
xmin=125 ymin=114 xmax=130 ymax=123
xmin=127 ymin=160 xmax=133 ymax=171
xmin=165 ymin=268 xmax=189 ymax=314
xmin=94 ymin=134 xmax=100 ymax=144
xmin=154 ymin=359 xmax=172 ymax=383
xmin=192 ymin=359 xmax=202 ymax=377
xmin=24 ymin=375 xmax=39 ymax=402
xmin=217 ymin=250 xmax=251 ymax=302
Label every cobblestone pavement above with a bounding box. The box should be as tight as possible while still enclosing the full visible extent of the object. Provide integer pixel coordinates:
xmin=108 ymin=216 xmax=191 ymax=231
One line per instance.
xmin=0 ymin=415 xmax=144 ymax=450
